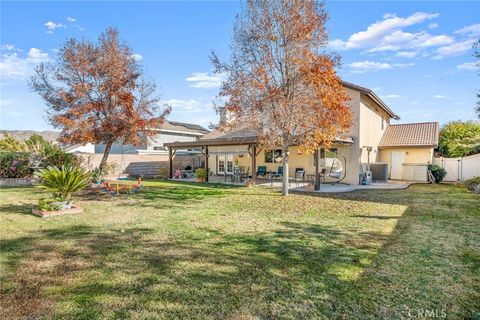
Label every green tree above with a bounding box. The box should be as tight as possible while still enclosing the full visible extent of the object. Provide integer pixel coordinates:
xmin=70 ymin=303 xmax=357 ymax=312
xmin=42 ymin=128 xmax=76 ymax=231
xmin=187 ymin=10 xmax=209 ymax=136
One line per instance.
xmin=0 ymin=133 xmax=26 ymax=152
xmin=439 ymin=120 xmax=480 ymax=157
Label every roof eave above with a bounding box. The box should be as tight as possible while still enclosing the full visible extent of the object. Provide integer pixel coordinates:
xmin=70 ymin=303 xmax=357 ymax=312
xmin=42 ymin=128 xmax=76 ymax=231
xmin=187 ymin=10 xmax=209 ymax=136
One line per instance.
xmin=341 ymin=81 xmax=400 ymax=120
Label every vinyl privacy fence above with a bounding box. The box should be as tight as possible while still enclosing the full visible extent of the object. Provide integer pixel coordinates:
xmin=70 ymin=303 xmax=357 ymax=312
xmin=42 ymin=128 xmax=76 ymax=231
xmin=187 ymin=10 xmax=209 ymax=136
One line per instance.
xmin=433 ymin=153 xmax=480 ymax=182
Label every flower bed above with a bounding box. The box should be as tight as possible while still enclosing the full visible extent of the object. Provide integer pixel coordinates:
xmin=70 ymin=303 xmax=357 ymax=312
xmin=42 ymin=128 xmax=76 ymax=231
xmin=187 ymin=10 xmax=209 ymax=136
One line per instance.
xmin=32 ymin=205 xmax=83 ymax=217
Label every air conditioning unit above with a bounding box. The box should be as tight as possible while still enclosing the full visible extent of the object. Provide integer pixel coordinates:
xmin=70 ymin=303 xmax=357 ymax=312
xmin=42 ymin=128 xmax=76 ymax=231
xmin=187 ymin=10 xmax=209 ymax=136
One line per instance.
xmin=370 ymin=163 xmax=388 ymax=182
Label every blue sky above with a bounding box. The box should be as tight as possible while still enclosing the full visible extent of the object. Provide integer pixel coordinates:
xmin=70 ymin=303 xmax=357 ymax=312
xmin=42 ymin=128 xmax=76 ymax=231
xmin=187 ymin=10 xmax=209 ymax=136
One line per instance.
xmin=1 ymin=1 xmax=479 ymax=131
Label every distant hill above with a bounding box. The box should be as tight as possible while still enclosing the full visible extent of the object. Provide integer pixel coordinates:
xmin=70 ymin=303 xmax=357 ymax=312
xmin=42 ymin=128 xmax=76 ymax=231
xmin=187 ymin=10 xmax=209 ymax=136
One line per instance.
xmin=1 ymin=130 xmax=60 ymax=142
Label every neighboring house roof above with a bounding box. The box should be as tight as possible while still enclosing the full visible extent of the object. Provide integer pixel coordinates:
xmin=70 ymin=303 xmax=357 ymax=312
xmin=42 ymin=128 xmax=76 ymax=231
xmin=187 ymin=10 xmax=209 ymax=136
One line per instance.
xmin=379 ymin=122 xmax=439 ymax=148
xmin=64 ymin=144 xmax=83 ymax=152
xmin=341 ymin=81 xmax=400 ymax=120
xmin=167 ymin=121 xmax=210 ymax=134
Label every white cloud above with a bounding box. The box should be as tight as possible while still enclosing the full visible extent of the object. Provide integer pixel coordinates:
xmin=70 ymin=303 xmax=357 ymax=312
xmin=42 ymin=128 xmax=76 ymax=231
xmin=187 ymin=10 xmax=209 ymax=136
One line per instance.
xmin=67 ymin=17 xmax=76 ymax=22
xmin=2 ymin=44 xmax=17 ymax=51
xmin=185 ymin=72 xmax=226 ymax=89
xmin=395 ymin=51 xmax=417 ymax=58
xmin=433 ymin=95 xmax=450 ymax=99
xmin=455 ymin=23 xmax=480 ymax=37
xmin=27 ymin=48 xmax=49 ymax=62
xmin=433 ymin=38 xmax=476 ymax=59
xmin=0 ymin=47 xmax=50 ymax=78
xmin=131 ymin=53 xmax=143 ymax=61
xmin=164 ymin=99 xmax=203 ymax=111
xmin=44 ymin=21 xmax=65 ymax=34
xmin=348 ymin=60 xmax=414 ymax=73
xmin=457 ymin=62 xmax=477 ymax=71
xmin=330 ymin=13 xmax=479 ymax=62
xmin=45 ymin=21 xmax=65 ymax=30
xmin=329 ymin=12 xmax=439 ymax=50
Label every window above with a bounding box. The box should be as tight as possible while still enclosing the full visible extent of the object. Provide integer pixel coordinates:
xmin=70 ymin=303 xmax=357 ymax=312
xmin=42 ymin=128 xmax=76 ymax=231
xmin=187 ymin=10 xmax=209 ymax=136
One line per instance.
xmin=381 ymin=117 xmax=385 ymax=130
xmin=319 ymin=148 xmax=337 ymax=168
xmin=218 ymin=159 xmax=225 ymax=173
xmin=265 ymin=149 xmax=283 ymax=163
xmin=320 ymin=148 xmax=337 ymax=158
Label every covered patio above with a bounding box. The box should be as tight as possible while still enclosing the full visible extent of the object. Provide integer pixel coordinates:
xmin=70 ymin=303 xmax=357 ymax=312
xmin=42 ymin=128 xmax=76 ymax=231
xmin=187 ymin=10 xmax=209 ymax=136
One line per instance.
xmin=165 ymin=132 xmax=354 ymax=191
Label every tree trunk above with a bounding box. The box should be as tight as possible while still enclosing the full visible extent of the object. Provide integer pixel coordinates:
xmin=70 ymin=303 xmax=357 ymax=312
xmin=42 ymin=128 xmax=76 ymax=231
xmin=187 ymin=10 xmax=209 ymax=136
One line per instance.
xmin=282 ymin=148 xmax=289 ymax=196
xmin=99 ymin=140 xmax=113 ymax=171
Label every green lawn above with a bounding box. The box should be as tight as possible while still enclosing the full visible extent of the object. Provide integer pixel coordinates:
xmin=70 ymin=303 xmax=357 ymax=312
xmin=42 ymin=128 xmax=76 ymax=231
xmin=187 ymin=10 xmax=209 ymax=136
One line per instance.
xmin=1 ymin=181 xmax=479 ymax=319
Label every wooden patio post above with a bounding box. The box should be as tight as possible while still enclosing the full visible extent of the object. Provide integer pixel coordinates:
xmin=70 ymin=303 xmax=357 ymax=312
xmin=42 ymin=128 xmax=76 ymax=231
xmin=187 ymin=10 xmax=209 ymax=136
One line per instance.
xmin=314 ymin=148 xmax=320 ymax=191
xmin=168 ymin=146 xmax=173 ymax=179
xmin=204 ymin=146 xmax=209 ymax=182
xmin=251 ymin=145 xmax=256 ymax=183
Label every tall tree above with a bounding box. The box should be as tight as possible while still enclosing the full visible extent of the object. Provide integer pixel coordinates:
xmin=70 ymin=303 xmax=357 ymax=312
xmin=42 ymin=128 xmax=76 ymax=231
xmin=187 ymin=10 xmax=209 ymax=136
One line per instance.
xmin=439 ymin=120 xmax=480 ymax=157
xmin=30 ymin=27 xmax=171 ymax=170
xmin=474 ymin=39 xmax=480 ymax=119
xmin=212 ymin=0 xmax=352 ymax=196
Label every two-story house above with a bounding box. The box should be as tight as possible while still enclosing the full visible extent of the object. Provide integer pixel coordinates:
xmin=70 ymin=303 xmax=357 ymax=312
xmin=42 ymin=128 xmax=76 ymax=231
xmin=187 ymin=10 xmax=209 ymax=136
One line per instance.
xmin=165 ymin=81 xmax=439 ymax=185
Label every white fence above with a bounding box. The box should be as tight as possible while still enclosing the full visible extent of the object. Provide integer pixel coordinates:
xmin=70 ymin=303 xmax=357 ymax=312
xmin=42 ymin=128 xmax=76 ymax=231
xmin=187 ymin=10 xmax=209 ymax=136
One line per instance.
xmin=433 ymin=153 xmax=480 ymax=182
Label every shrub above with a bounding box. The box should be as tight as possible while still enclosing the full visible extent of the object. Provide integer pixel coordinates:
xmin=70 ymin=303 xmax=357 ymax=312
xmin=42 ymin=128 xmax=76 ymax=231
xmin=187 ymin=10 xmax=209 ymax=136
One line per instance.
xmin=35 ymin=165 xmax=92 ymax=201
xmin=195 ymin=168 xmax=207 ymax=181
xmin=463 ymin=177 xmax=480 ymax=194
xmin=0 ymin=133 xmax=26 ymax=152
xmin=429 ymin=164 xmax=447 ymax=183
xmin=43 ymin=147 xmax=81 ymax=168
xmin=90 ymin=161 xmax=117 ymax=183
xmin=159 ymin=167 xmax=169 ymax=179
xmin=0 ymin=152 xmax=32 ymax=178
xmin=38 ymin=198 xmax=62 ymax=211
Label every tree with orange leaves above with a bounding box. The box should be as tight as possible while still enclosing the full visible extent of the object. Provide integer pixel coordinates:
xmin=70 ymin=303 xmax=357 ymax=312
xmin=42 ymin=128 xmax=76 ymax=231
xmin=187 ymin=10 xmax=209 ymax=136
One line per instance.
xmin=30 ymin=27 xmax=171 ymax=170
xmin=212 ymin=0 xmax=352 ymax=196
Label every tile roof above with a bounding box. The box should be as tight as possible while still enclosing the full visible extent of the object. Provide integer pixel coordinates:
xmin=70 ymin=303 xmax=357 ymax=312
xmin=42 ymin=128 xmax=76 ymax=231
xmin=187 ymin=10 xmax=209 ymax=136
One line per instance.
xmin=379 ymin=122 xmax=439 ymax=148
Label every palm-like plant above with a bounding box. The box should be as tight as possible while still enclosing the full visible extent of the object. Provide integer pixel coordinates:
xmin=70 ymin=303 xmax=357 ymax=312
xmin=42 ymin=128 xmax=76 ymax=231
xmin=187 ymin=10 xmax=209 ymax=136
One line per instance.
xmin=35 ymin=165 xmax=92 ymax=201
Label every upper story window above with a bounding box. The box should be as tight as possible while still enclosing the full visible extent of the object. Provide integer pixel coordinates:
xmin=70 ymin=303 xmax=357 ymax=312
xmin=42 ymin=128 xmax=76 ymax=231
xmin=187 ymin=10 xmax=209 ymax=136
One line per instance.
xmin=381 ymin=117 xmax=385 ymax=130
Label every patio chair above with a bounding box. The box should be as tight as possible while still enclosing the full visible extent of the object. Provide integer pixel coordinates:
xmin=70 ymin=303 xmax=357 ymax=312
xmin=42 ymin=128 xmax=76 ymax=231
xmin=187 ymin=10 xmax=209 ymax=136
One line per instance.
xmin=270 ymin=166 xmax=284 ymax=186
xmin=295 ymin=168 xmax=305 ymax=181
xmin=256 ymin=166 xmax=267 ymax=178
xmin=294 ymin=169 xmax=305 ymax=187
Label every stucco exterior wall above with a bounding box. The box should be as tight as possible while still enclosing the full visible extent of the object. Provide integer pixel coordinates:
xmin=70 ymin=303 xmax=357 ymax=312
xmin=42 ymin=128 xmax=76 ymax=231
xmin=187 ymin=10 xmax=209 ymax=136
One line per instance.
xmin=379 ymin=148 xmax=434 ymax=165
xmin=379 ymin=147 xmax=433 ymax=181
xmin=207 ymin=145 xmax=357 ymax=184
xmin=341 ymin=88 xmax=362 ymax=184
xmin=359 ymin=95 xmax=390 ymax=164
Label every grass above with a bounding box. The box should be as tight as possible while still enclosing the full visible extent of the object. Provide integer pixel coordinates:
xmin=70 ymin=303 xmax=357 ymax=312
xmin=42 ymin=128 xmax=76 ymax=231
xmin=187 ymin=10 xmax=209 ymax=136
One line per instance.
xmin=0 ymin=181 xmax=479 ymax=319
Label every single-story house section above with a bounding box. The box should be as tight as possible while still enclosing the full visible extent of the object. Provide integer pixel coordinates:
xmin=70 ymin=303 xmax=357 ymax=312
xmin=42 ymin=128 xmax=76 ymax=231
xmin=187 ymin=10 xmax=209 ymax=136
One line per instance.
xmin=379 ymin=122 xmax=439 ymax=181
xmin=165 ymin=81 xmax=439 ymax=188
